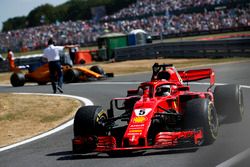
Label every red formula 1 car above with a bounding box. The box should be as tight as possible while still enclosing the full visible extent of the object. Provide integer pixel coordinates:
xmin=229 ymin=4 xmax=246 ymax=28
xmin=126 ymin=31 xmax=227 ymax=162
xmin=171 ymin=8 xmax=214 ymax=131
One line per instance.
xmin=72 ymin=63 xmax=244 ymax=155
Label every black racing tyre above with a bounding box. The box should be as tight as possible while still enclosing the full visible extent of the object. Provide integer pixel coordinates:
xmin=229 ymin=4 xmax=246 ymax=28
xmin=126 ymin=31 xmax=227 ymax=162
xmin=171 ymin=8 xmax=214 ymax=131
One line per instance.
xmin=214 ymin=84 xmax=244 ymax=123
xmin=10 ymin=73 xmax=25 ymax=87
xmin=73 ymin=106 xmax=107 ymax=137
xmin=73 ymin=106 xmax=107 ymax=153
xmin=79 ymin=59 xmax=86 ymax=64
xmin=63 ymin=69 xmax=79 ymax=83
xmin=90 ymin=65 xmax=105 ymax=75
xmin=184 ymin=98 xmax=219 ymax=145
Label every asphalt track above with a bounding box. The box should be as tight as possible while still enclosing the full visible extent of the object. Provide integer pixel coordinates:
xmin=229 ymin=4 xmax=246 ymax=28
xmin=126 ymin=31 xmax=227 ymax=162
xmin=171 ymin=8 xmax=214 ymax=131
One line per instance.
xmin=0 ymin=61 xmax=250 ymax=167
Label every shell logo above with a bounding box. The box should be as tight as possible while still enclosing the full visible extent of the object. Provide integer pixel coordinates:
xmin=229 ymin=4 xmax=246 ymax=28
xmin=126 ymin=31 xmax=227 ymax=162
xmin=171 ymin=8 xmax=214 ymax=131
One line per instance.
xmin=133 ymin=116 xmax=147 ymax=123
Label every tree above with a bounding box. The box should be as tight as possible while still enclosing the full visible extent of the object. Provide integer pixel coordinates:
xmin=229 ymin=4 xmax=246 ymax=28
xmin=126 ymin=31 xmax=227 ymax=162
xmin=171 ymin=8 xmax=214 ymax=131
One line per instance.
xmin=27 ymin=4 xmax=56 ymax=27
xmin=2 ymin=16 xmax=27 ymax=32
xmin=1 ymin=0 xmax=136 ymax=32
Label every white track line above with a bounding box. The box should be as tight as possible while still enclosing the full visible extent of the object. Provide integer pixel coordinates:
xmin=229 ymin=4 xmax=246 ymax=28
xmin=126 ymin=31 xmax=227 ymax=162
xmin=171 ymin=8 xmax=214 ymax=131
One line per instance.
xmin=216 ymin=148 xmax=250 ymax=167
xmin=0 ymin=93 xmax=93 ymax=153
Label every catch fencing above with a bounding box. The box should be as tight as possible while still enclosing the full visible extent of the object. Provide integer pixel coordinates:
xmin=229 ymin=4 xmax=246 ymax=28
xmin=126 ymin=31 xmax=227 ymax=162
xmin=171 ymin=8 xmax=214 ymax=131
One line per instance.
xmin=114 ymin=38 xmax=250 ymax=61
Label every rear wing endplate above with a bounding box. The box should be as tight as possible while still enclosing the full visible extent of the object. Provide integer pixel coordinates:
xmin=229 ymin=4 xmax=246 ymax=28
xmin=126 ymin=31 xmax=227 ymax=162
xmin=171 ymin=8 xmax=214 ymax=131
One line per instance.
xmin=178 ymin=69 xmax=215 ymax=87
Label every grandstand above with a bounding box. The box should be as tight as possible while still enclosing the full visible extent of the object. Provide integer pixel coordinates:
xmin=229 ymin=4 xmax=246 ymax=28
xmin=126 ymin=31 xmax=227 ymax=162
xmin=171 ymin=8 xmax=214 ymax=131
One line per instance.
xmin=101 ymin=0 xmax=241 ymax=21
xmin=0 ymin=0 xmax=249 ymax=53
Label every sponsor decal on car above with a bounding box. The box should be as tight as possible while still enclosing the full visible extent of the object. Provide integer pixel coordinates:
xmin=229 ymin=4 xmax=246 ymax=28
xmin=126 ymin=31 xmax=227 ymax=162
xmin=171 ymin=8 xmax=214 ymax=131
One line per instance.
xmin=134 ymin=108 xmax=152 ymax=116
xmin=133 ymin=116 xmax=147 ymax=123
xmin=129 ymin=129 xmax=142 ymax=133
xmin=130 ymin=124 xmax=145 ymax=128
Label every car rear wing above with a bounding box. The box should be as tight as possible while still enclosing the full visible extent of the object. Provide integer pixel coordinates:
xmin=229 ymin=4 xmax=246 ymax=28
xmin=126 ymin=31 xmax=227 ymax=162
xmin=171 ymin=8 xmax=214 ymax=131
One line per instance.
xmin=178 ymin=69 xmax=215 ymax=87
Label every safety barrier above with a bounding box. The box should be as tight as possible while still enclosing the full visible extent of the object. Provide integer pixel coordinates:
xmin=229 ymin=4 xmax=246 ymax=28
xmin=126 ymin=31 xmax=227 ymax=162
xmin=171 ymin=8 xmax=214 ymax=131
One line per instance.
xmin=114 ymin=38 xmax=250 ymax=61
xmin=14 ymin=55 xmax=43 ymax=67
xmin=0 ymin=54 xmax=43 ymax=73
xmin=0 ymin=61 xmax=10 ymax=72
xmin=1 ymin=38 xmax=249 ymax=72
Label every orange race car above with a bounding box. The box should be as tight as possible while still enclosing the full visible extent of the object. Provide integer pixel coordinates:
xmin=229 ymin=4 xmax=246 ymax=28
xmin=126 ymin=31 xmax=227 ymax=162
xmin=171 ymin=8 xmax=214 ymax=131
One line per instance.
xmin=10 ymin=57 xmax=113 ymax=87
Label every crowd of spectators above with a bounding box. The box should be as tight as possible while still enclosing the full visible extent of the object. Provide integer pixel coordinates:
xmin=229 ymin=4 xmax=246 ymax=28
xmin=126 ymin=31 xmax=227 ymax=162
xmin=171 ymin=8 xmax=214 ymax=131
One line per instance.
xmin=101 ymin=0 xmax=238 ymax=21
xmin=0 ymin=0 xmax=249 ymax=52
xmin=105 ymin=6 xmax=250 ymax=36
xmin=0 ymin=20 xmax=101 ymax=52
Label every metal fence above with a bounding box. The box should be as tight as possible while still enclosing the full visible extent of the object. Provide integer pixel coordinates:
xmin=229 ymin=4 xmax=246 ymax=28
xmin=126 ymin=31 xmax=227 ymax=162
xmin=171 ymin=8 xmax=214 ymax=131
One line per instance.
xmin=114 ymin=38 xmax=250 ymax=61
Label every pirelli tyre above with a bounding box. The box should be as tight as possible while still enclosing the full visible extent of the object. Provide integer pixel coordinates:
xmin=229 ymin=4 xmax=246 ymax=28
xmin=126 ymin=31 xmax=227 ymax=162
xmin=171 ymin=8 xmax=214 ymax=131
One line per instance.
xmin=214 ymin=84 xmax=244 ymax=124
xmin=10 ymin=73 xmax=25 ymax=87
xmin=184 ymin=98 xmax=219 ymax=145
xmin=63 ymin=69 xmax=79 ymax=83
xmin=73 ymin=106 xmax=107 ymax=153
xmin=90 ymin=65 xmax=105 ymax=75
xmin=73 ymin=106 xmax=107 ymax=137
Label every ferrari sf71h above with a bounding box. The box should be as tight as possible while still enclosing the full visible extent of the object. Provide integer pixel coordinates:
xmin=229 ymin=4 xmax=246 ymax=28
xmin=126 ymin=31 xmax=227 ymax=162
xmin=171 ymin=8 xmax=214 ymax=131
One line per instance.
xmin=72 ymin=63 xmax=244 ymax=155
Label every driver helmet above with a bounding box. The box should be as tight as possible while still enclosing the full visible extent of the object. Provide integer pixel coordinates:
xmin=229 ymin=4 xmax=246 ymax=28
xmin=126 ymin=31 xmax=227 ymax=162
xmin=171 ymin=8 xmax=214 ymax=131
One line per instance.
xmin=156 ymin=85 xmax=171 ymax=96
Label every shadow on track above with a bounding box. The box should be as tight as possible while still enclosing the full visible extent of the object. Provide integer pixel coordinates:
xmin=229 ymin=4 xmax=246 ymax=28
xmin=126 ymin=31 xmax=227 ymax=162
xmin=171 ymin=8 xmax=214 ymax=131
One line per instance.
xmin=46 ymin=148 xmax=198 ymax=160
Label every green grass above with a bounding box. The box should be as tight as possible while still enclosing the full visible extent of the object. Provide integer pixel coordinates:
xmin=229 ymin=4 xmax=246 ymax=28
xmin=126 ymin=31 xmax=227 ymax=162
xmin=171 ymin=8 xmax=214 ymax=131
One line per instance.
xmin=0 ymin=113 xmax=17 ymax=121
xmin=2 ymin=50 xmax=43 ymax=59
